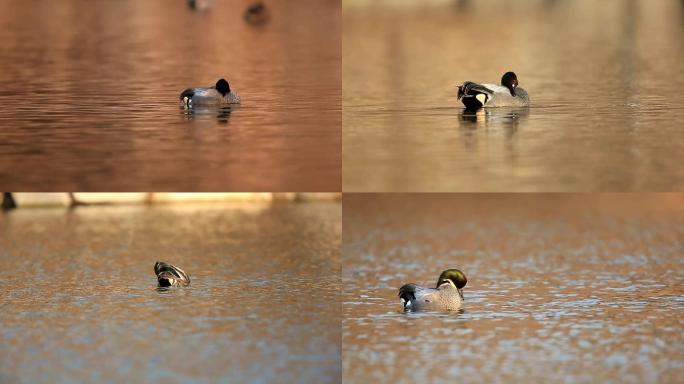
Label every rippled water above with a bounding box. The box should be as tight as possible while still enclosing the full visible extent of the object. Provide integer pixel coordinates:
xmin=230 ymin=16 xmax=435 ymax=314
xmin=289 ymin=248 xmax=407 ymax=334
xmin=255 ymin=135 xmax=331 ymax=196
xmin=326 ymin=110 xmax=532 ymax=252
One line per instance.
xmin=343 ymin=0 xmax=684 ymax=192
xmin=342 ymin=194 xmax=684 ymax=383
xmin=0 ymin=0 xmax=341 ymax=191
xmin=0 ymin=201 xmax=341 ymax=383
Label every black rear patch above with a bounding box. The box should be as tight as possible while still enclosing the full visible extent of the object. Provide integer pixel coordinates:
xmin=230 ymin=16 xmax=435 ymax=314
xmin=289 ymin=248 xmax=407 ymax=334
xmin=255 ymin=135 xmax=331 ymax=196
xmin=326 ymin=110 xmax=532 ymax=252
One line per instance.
xmin=462 ymin=95 xmax=485 ymax=110
xmin=458 ymin=81 xmax=492 ymax=111
xmin=399 ymin=284 xmax=417 ymax=310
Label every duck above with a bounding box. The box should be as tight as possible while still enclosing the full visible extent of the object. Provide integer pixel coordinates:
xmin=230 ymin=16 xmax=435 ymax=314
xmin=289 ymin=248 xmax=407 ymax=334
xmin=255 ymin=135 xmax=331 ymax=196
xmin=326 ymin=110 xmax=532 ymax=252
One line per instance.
xmin=154 ymin=261 xmax=191 ymax=287
xmin=187 ymin=0 xmax=213 ymax=12
xmin=457 ymin=71 xmax=529 ymax=110
xmin=398 ymin=268 xmax=467 ymax=311
xmin=244 ymin=2 xmax=270 ymax=25
xmin=180 ymin=79 xmax=240 ymax=107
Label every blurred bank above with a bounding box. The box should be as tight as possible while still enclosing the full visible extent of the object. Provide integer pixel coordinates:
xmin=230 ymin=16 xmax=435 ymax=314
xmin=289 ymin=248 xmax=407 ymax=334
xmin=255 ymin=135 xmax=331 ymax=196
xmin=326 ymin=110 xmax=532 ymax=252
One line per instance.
xmin=2 ymin=193 xmax=340 ymax=208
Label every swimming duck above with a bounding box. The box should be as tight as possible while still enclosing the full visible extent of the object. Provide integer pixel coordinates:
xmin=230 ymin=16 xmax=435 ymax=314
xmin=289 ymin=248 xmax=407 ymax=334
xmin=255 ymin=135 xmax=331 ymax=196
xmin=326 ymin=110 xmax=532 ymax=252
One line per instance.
xmin=244 ymin=2 xmax=270 ymax=25
xmin=398 ymin=268 xmax=467 ymax=311
xmin=180 ymin=79 xmax=240 ymax=107
xmin=187 ymin=0 xmax=213 ymax=12
xmin=154 ymin=261 xmax=190 ymax=287
xmin=457 ymin=71 xmax=529 ymax=110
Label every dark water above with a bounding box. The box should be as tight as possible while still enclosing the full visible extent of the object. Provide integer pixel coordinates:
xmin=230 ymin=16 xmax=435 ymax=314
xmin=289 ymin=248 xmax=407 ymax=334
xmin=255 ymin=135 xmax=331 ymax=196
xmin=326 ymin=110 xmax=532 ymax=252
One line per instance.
xmin=0 ymin=201 xmax=341 ymax=383
xmin=343 ymin=0 xmax=684 ymax=192
xmin=342 ymin=194 xmax=684 ymax=383
xmin=0 ymin=0 xmax=341 ymax=191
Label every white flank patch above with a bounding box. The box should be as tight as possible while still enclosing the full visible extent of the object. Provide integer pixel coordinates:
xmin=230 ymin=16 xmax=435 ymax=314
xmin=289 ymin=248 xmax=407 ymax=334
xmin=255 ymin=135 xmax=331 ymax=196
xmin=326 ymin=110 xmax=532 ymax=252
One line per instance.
xmin=476 ymin=94 xmax=487 ymax=104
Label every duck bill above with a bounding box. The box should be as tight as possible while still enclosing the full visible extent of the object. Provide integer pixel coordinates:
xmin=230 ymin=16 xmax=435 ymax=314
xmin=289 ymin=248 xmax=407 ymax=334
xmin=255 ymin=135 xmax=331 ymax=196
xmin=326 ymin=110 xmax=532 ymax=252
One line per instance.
xmin=458 ymin=288 xmax=464 ymax=300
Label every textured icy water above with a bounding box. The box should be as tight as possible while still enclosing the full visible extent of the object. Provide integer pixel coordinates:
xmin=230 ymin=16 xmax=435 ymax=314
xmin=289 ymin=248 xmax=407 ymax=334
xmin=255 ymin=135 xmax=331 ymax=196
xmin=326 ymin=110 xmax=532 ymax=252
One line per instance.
xmin=342 ymin=194 xmax=684 ymax=383
xmin=0 ymin=201 xmax=341 ymax=383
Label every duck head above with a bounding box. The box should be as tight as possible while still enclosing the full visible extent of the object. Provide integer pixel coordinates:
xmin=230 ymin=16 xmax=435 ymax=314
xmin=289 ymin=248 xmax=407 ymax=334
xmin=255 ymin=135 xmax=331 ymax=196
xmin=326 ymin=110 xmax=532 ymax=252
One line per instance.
xmin=215 ymin=78 xmax=231 ymax=96
xmin=501 ymin=71 xmax=518 ymax=97
xmin=436 ymin=268 xmax=467 ymax=300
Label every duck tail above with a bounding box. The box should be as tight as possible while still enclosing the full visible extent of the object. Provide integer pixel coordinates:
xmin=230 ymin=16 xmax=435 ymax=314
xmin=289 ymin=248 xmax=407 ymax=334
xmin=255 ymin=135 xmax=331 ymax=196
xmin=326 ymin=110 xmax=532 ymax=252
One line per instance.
xmin=458 ymin=81 xmax=493 ymax=109
xmin=179 ymin=89 xmax=195 ymax=106
xmin=458 ymin=82 xmax=477 ymax=100
xmin=398 ymin=284 xmax=417 ymax=309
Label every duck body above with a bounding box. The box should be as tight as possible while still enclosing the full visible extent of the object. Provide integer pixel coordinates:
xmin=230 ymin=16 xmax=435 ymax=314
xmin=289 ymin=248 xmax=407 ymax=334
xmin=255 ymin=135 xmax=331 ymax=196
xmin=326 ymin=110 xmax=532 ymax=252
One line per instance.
xmin=399 ymin=283 xmax=462 ymax=311
xmin=180 ymin=79 xmax=240 ymax=107
xmin=154 ymin=261 xmax=190 ymax=287
xmin=399 ymin=268 xmax=467 ymax=311
xmin=244 ymin=2 xmax=270 ymax=25
xmin=457 ymin=72 xmax=529 ymax=110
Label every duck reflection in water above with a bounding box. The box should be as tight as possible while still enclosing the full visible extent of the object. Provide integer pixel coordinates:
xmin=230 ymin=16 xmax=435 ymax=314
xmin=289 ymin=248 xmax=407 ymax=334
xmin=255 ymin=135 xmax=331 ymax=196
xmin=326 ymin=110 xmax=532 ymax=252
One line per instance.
xmin=458 ymin=108 xmax=529 ymax=151
xmin=181 ymin=105 xmax=237 ymax=124
xmin=459 ymin=107 xmax=529 ymax=132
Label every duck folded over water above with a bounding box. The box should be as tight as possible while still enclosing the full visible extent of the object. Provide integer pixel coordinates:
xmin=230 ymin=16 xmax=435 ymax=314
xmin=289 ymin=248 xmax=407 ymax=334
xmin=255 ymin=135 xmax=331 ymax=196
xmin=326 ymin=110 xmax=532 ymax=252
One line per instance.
xmin=154 ymin=261 xmax=190 ymax=287
xmin=457 ymin=71 xmax=529 ymax=109
xmin=398 ymin=268 xmax=467 ymax=311
xmin=180 ymin=78 xmax=241 ymax=107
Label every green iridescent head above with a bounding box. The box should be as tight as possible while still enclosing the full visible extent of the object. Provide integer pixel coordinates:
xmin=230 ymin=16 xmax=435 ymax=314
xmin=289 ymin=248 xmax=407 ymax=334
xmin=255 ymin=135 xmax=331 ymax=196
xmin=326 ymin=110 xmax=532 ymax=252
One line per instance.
xmin=436 ymin=268 xmax=467 ymax=299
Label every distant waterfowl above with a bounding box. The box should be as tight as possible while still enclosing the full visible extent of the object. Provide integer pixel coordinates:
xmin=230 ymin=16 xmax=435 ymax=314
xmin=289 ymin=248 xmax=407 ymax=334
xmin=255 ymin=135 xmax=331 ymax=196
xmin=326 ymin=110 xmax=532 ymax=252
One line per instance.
xmin=154 ymin=261 xmax=190 ymax=287
xmin=180 ymin=79 xmax=241 ymax=107
xmin=187 ymin=0 xmax=213 ymax=12
xmin=2 ymin=192 xmax=87 ymax=210
xmin=244 ymin=2 xmax=270 ymax=25
xmin=2 ymin=193 xmax=16 ymax=211
xmin=457 ymin=71 xmax=529 ymax=109
xmin=398 ymin=268 xmax=467 ymax=311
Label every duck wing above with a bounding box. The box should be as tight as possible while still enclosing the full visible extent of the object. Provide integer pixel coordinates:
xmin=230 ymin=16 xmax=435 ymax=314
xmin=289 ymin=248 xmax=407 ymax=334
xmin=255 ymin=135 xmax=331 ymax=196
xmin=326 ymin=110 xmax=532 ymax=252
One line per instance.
xmin=179 ymin=88 xmax=196 ymax=100
xmin=399 ymin=284 xmax=439 ymax=309
xmin=154 ymin=261 xmax=190 ymax=282
xmin=457 ymin=81 xmax=494 ymax=100
xmin=180 ymin=87 xmax=220 ymax=100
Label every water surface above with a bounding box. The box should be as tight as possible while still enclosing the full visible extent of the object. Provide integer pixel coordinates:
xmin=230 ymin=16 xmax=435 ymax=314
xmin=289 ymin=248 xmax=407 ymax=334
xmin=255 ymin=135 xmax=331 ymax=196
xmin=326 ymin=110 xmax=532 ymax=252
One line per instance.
xmin=343 ymin=194 xmax=684 ymax=383
xmin=0 ymin=201 xmax=341 ymax=383
xmin=0 ymin=0 xmax=341 ymax=191
xmin=343 ymin=0 xmax=684 ymax=191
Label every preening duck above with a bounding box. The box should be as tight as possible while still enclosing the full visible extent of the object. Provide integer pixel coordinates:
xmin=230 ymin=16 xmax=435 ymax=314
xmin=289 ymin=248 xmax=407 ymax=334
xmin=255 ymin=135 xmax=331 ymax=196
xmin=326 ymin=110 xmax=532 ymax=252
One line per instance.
xmin=398 ymin=268 xmax=467 ymax=311
xmin=154 ymin=261 xmax=190 ymax=287
xmin=180 ymin=79 xmax=241 ymax=107
xmin=457 ymin=71 xmax=529 ymax=109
